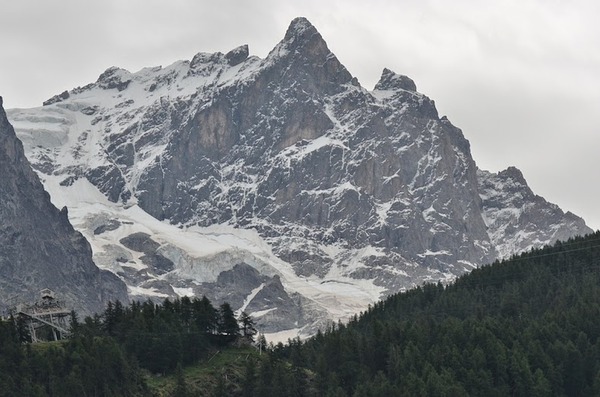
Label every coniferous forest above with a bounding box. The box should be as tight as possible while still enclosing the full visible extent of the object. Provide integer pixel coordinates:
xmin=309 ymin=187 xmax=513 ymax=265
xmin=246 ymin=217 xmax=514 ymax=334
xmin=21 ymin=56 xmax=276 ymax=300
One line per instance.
xmin=273 ymin=231 xmax=600 ymax=396
xmin=2 ymin=231 xmax=600 ymax=396
xmin=0 ymin=296 xmax=255 ymax=396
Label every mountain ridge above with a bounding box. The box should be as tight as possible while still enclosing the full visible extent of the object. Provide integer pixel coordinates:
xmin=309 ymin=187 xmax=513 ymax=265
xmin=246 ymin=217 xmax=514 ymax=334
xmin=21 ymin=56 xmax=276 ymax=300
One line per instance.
xmin=6 ymin=17 xmax=592 ymax=336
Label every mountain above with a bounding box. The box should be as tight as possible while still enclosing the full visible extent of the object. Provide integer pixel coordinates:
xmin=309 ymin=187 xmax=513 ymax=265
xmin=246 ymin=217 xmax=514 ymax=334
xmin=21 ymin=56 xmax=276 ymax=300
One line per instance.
xmin=0 ymin=96 xmax=128 ymax=315
xmin=478 ymin=166 xmax=590 ymax=259
xmin=264 ymin=232 xmax=600 ymax=396
xmin=6 ymin=17 xmax=591 ymax=336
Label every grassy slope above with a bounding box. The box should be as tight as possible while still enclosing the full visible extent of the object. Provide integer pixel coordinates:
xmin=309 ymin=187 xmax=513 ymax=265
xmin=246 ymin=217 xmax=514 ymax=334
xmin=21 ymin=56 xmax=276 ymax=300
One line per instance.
xmin=146 ymin=346 xmax=260 ymax=396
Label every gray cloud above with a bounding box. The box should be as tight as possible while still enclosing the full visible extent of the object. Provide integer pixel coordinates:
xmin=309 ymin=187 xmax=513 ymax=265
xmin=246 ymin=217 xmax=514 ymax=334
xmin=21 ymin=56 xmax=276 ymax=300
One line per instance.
xmin=1 ymin=0 xmax=599 ymax=229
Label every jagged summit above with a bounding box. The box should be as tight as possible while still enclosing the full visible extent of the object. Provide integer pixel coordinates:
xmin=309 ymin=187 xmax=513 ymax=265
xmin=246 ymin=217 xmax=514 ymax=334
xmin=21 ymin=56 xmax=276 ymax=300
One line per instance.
xmin=284 ymin=17 xmax=318 ymax=41
xmin=498 ymin=166 xmax=527 ymax=184
xmin=278 ymin=16 xmax=333 ymax=64
xmin=96 ymin=66 xmax=132 ymax=91
xmin=6 ymin=17 xmax=592 ymax=337
xmin=225 ymin=44 xmax=249 ymax=66
xmin=374 ymin=68 xmax=417 ymax=92
xmin=264 ymin=17 xmax=354 ymax=95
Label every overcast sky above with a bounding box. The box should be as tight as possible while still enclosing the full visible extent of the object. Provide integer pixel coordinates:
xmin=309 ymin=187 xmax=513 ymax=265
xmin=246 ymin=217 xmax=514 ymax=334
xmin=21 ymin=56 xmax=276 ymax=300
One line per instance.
xmin=1 ymin=0 xmax=599 ymax=230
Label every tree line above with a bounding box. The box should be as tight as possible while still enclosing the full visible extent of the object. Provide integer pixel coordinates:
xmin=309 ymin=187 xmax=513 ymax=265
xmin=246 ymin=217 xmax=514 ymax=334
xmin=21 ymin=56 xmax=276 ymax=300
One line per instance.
xmin=261 ymin=231 xmax=600 ymax=396
xmin=4 ymin=231 xmax=600 ymax=396
xmin=0 ymin=295 xmax=257 ymax=396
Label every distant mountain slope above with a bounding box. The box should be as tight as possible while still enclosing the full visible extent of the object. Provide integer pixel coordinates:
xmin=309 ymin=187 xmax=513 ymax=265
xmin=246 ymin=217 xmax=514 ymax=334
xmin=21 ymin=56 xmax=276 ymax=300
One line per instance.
xmin=0 ymin=96 xmax=128 ymax=315
xmin=274 ymin=231 xmax=600 ymax=396
xmin=6 ymin=17 xmax=591 ymax=335
xmin=478 ymin=166 xmax=590 ymax=258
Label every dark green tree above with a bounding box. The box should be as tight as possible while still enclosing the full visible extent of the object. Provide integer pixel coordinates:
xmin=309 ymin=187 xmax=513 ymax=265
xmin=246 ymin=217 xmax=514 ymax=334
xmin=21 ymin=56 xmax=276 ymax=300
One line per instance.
xmin=239 ymin=311 xmax=257 ymax=342
xmin=173 ymin=363 xmax=189 ymax=397
xmin=14 ymin=314 xmax=31 ymax=344
xmin=218 ymin=303 xmax=239 ymax=339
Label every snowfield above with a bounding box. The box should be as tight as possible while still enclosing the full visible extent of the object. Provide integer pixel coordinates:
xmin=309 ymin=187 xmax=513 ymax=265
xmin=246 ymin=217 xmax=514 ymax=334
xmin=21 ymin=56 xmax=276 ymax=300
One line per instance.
xmin=31 ymin=171 xmax=384 ymax=341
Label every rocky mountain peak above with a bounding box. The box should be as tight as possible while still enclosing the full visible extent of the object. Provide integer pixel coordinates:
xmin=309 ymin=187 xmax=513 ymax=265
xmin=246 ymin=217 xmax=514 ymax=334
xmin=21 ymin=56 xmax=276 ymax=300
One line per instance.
xmin=275 ymin=17 xmax=332 ymax=62
xmin=265 ymin=17 xmax=353 ymax=96
xmin=0 ymin=98 xmax=31 ymax=167
xmin=284 ymin=17 xmax=318 ymax=41
xmin=374 ymin=68 xmax=417 ymax=92
xmin=498 ymin=166 xmax=527 ymax=185
xmin=225 ymin=44 xmax=249 ymax=66
xmin=96 ymin=66 xmax=132 ymax=91
xmin=6 ymin=17 xmax=593 ymax=337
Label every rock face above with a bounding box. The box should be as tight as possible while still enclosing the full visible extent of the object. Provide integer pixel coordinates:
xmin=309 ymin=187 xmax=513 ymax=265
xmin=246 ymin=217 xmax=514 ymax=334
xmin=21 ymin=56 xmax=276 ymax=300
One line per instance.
xmin=478 ymin=167 xmax=590 ymax=259
xmin=0 ymin=97 xmax=128 ymax=315
xmin=6 ymin=17 xmax=592 ymax=335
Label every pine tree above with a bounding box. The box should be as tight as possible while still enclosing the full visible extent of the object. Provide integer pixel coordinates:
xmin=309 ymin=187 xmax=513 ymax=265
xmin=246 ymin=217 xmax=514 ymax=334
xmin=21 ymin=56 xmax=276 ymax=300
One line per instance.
xmin=14 ymin=314 xmax=31 ymax=343
xmin=239 ymin=311 xmax=257 ymax=343
xmin=193 ymin=296 xmax=218 ymax=334
xmin=173 ymin=363 xmax=189 ymax=397
xmin=257 ymin=333 xmax=267 ymax=355
xmin=69 ymin=310 xmax=80 ymax=336
xmin=218 ymin=303 xmax=239 ymax=340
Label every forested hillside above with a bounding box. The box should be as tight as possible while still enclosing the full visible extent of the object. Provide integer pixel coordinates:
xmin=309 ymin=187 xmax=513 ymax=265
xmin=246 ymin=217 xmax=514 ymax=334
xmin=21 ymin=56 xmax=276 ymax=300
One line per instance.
xmin=0 ymin=296 xmax=256 ymax=396
xmin=270 ymin=231 xmax=600 ymax=396
xmin=2 ymin=231 xmax=600 ymax=396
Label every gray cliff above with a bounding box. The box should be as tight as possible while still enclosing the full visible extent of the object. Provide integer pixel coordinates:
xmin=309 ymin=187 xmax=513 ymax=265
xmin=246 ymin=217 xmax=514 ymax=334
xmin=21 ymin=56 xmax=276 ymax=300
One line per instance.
xmin=0 ymin=96 xmax=128 ymax=315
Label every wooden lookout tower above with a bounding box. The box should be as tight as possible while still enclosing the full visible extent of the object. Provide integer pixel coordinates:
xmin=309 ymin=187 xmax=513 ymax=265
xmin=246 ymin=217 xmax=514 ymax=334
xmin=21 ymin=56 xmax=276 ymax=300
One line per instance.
xmin=15 ymin=289 xmax=72 ymax=342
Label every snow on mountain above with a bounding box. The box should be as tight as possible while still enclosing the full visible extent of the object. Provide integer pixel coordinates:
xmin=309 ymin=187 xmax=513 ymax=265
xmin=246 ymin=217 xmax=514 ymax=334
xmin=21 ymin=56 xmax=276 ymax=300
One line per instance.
xmin=478 ymin=167 xmax=590 ymax=259
xmin=24 ymin=171 xmax=380 ymax=337
xmin=6 ymin=17 xmax=592 ymax=338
